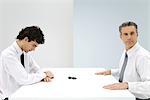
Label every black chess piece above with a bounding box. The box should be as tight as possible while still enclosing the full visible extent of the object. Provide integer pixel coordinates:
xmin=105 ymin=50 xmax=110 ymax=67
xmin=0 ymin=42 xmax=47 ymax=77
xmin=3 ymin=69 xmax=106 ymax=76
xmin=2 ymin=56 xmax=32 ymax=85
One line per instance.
xmin=68 ymin=76 xmax=77 ymax=80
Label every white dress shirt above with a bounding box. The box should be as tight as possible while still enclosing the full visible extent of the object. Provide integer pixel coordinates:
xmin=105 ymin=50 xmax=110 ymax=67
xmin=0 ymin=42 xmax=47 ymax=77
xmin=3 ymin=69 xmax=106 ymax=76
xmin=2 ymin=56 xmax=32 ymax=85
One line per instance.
xmin=111 ymin=42 xmax=150 ymax=99
xmin=0 ymin=41 xmax=46 ymax=99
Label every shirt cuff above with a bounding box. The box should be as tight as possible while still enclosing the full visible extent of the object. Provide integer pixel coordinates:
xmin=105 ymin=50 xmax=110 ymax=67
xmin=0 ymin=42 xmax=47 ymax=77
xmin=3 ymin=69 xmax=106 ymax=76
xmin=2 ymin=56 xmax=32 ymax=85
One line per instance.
xmin=42 ymin=72 xmax=46 ymax=78
xmin=128 ymin=82 xmax=136 ymax=92
xmin=111 ymin=69 xmax=119 ymax=76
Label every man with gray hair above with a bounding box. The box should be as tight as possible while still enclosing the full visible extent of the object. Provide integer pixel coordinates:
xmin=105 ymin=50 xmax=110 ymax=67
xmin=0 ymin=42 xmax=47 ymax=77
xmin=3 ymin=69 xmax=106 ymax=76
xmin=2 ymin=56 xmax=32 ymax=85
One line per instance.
xmin=95 ymin=21 xmax=150 ymax=100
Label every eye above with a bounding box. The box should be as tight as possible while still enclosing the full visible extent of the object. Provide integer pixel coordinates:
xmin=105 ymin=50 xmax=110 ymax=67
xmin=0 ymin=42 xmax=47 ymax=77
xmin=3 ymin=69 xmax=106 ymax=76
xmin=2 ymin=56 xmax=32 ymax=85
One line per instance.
xmin=124 ymin=33 xmax=128 ymax=36
xmin=130 ymin=32 xmax=135 ymax=35
xmin=32 ymin=44 xmax=37 ymax=47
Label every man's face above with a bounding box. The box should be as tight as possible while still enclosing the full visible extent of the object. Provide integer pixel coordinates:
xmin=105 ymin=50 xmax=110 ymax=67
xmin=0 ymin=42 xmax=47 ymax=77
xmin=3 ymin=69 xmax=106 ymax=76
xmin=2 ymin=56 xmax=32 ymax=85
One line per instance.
xmin=120 ymin=26 xmax=138 ymax=51
xmin=23 ymin=39 xmax=38 ymax=53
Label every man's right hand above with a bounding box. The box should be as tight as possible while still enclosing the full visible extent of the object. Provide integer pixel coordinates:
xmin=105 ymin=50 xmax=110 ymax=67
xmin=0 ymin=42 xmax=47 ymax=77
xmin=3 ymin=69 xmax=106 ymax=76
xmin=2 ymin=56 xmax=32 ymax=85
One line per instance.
xmin=95 ymin=70 xmax=111 ymax=75
xmin=44 ymin=71 xmax=54 ymax=79
xmin=43 ymin=76 xmax=52 ymax=82
xmin=41 ymin=71 xmax=54 ymax=82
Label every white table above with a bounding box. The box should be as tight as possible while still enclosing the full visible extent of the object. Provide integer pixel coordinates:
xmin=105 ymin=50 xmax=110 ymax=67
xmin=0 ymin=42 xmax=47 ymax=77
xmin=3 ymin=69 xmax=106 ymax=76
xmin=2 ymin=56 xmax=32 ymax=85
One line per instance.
xmin=10 ymin=68 xmax=135 ymax=100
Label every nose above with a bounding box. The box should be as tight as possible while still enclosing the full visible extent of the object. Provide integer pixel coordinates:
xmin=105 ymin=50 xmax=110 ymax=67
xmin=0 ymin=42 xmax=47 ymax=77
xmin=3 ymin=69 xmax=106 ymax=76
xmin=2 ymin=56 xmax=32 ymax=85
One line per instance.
xmin=127 ymin=35 xmax=131 ymax=40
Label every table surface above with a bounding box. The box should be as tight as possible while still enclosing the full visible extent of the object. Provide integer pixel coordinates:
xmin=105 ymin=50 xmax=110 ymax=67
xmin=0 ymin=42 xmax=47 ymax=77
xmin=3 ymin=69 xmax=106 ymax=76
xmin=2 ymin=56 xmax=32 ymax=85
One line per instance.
xmin=10 ymin=68 xmax=135 ymax=100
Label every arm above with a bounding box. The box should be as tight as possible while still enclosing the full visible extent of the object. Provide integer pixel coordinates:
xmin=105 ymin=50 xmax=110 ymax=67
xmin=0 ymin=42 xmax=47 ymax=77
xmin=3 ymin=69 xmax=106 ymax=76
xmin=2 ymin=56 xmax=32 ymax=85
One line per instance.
xmin=29 ymin=55 xmax=54 ymax=81
xmin=103 ymin=56 xmax=150 ymax=98
xmin=95 ymin=69 xmax=128 ymax=90
xmin=128 ymin=56 xmax=150 ymax=98
xmin=95 ymin=68 xmax=119 ymax=76
xmin=3 ymin=55 xmax=46 ymax=85
xmin=28 ymin=54 xmax=41 ymax=73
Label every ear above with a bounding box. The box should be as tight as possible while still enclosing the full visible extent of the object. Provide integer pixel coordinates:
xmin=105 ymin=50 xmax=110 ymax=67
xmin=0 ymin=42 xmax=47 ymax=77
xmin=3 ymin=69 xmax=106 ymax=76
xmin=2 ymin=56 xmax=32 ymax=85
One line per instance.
xmin=24 ymin=37 xmax=29 ymax=42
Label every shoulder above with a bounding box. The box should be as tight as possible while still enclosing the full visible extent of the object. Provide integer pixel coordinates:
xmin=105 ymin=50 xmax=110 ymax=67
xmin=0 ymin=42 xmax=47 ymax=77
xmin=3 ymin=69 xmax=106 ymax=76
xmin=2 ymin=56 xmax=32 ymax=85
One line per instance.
xmin=1 ymin=46 xmax=16 ymax=59
xmin=135 ymin=46 xmax=150 ymax=62
xmin=137 ymin=46 xmax=150 ymax=57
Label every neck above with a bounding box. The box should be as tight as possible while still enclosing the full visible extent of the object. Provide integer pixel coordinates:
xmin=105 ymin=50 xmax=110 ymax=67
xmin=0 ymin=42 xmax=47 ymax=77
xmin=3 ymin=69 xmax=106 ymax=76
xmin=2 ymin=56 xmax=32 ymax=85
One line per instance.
xmin=125 ymin=42 xmax=137 ymax=51
xmin=126 ymin=47 xmax=132 ymax=51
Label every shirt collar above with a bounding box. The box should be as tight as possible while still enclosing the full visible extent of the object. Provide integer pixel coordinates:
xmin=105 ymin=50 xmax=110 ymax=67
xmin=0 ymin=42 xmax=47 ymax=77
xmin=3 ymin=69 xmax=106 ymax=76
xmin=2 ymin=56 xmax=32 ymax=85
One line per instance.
xmin=13 ymin=41 xmax=24 ymax=56
xmin=124 ymin=42 xmax=140 ymax=57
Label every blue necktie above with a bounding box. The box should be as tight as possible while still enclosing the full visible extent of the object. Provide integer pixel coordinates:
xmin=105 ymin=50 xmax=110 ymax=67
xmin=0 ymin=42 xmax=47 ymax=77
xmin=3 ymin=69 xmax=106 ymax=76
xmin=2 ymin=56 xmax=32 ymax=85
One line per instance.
xmin=119 ymin=53 xmax=128 ymax=82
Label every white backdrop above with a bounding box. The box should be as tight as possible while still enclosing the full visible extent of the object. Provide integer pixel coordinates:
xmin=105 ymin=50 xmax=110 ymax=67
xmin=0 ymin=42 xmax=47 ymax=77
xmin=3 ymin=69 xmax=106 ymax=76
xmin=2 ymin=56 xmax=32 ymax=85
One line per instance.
xmin=0 ymin=0 xmax=2 ymax=52
xmin=73 ymin=0 xmax=150 ymax=68
xmin=0 ymin=0 xmax=73 ymax=68
xmin=149 ymin=0 xmax=150 ymax=50
xmin=0 ymin=0 xmax=150 ymax=68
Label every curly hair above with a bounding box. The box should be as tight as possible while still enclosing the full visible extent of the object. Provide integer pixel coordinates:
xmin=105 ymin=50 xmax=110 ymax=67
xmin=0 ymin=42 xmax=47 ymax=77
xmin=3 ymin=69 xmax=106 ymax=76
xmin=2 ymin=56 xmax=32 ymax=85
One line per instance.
xmin=16 ymin=26 xmax=45 ymax=44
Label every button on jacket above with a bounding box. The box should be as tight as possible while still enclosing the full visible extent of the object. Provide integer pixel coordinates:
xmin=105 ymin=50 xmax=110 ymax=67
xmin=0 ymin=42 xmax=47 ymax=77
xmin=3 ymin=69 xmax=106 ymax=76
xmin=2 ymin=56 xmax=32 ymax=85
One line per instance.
xmin=0 ymin=41 xmax=46 ymax=99
xmin=112 ymin=42 xmax=150 ymax=99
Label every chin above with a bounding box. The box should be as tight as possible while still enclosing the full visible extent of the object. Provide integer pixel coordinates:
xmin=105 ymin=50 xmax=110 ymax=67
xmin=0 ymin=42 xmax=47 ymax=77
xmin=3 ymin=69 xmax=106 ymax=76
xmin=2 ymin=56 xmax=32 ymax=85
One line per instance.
xmin=128 ymin=45 xmax=134 ymax=49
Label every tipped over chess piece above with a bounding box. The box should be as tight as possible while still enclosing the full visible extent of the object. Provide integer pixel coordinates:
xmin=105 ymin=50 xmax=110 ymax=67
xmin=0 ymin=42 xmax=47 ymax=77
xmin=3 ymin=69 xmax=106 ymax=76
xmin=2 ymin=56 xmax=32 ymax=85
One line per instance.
xmin=68 ymin=76 xmax=77 ymax=80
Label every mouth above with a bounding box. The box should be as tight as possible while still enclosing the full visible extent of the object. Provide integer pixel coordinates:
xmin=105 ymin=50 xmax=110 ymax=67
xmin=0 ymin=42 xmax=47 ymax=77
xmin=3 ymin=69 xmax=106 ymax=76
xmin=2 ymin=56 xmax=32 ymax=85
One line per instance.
xmin=126 ymin=41 xmax=133 ymax=44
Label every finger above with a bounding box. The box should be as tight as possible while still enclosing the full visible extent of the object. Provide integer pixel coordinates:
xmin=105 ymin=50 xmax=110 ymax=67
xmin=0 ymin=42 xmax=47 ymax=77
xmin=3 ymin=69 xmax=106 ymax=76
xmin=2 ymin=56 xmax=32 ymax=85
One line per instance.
xmin=103 ymin=86 xmax=113 ymax=90
xmin=50 ymin=76 xmax=54 ymax=79
xmin=48 ymin=72 xmax=54 ymax=78
xmin=44 ymin=78 xmax=46 ymax=82
xmin=103 ymin=85 xmax=109 ymax=89
xmin=47 ymin=77 xmax=52 ymax=82
xmin=47 ymin=78 xmax=51 ymax=82
xmin=45 ymin=78 xmax=48 ymax=82
xmin=103 ymin=84 xmax=113 ymax=89
xmin=104 ymin=73 xmax=107 ymax=76
xmin=47 ymin=73 xmax=54 ymax=79
xmin=44 ymin=77 xmax=49 ymax=82
xmin=95 ymin=72 xmax=103 ymax=75
xmin=50 ymin=73 xmax=54 ymax=78
xmin=104 ymin=84 xmax=119 ymax=90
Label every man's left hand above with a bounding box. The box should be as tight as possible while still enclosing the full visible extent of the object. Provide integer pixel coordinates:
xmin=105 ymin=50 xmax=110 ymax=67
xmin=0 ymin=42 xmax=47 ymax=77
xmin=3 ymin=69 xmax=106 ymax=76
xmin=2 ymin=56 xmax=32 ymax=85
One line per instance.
xmin=103 ymin=82 xmax=128 ymax=90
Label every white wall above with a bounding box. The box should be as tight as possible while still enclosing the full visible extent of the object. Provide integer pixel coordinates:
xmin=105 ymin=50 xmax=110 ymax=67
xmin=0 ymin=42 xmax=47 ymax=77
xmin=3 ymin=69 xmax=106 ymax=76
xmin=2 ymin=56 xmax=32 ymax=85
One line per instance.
xmin=0 ymin=0 xmax=73 ymax=68
xmin=0 ymin=0 xmax=2 ymax=52
xmin=148 ymin=0 xmax=150 ymax=51
xmin=1 ymin=0 xmax=150 ymax=68
xmin=74 ymin=0 xmax=149 ymax=68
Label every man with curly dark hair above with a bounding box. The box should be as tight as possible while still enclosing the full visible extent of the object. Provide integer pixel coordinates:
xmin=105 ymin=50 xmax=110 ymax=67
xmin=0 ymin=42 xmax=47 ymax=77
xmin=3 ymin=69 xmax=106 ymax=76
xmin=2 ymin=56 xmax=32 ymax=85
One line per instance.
xmin=0 ymin=26 xmax=54 ymax=100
